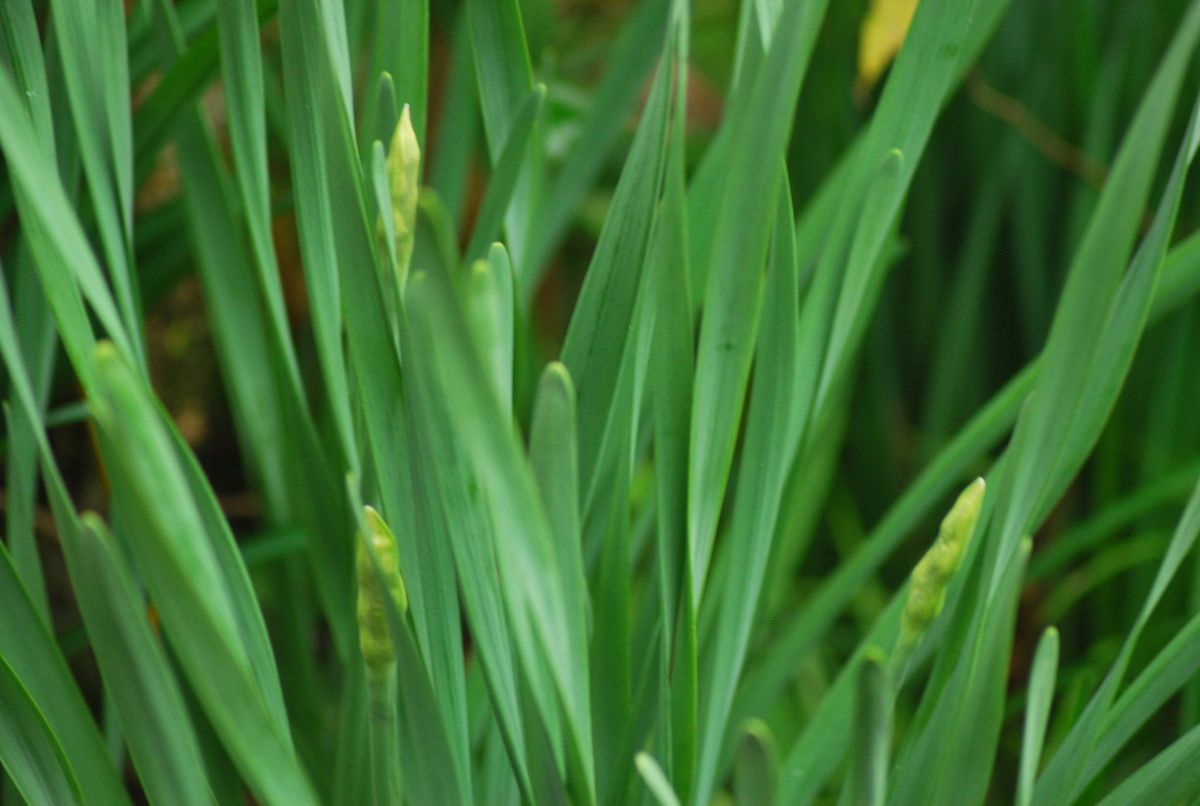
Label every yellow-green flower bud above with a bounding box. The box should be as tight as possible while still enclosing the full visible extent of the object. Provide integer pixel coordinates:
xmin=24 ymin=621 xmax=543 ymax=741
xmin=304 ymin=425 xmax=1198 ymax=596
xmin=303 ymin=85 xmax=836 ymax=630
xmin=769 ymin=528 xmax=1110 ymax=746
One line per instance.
xmin=357 ymin=506 xmax=408 ymax=676
xmin=898 ymin=478 xmax=985 ymax=651
xmin=386 ymin=104 xmax=421 ymax=291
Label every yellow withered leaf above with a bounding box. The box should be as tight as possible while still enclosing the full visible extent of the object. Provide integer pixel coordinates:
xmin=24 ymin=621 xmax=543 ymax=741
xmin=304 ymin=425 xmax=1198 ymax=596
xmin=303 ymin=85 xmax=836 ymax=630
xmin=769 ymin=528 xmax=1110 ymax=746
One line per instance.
xmin=857 ymin=0 xmax=919 ymax=95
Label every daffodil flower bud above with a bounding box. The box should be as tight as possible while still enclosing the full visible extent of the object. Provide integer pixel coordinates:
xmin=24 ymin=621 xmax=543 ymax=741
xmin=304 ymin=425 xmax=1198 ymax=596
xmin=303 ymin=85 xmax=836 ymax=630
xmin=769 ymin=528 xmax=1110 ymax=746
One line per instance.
xmin=356 ymin=506 xmax=407 ymax=677
xmin=898 ymin=478 xmax=985 ymax=652
xmin=386 ymin=104 xmax=421 ymax=292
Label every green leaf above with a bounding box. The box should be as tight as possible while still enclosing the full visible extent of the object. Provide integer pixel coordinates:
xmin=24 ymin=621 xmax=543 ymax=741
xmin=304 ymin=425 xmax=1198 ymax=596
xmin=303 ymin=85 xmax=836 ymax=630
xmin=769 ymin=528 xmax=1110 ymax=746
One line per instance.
xmin=987 ymin=0 xmax=1200 ymax=594
xmin=0 ymin=544 xmax=126 ymax=805
xmin=1086 ymin=608 xmax=1200 ymax=784
xmin=0 ymin=278 xmax=128 ymax=806
xmin=0 ymin=653 xmax=82 ymax=806
xmin=171 ymin=106 xmax=357 ymax=658
xmin=559 ymin=32 xmax=677 ymax=522
xmin=523 ymin=0 xmax=671 ymax=279
xmin=467 ymin=0 xmax=539 ymax=278
xmin=46 ymin=0 xmax=143 ymax=367
xmin=87 ymin=343 xmax=316 ymax=806
xmin=467 ymin=0 xmax=532 ymax=151
xmin=1026 ymin=89 xmax=1200 ymax=547
xmin=406 ymin=270 xmax=596 ymax=803
xmin=464 ymin=84 xmax=546 ymax=265
xmin=276 ymin=0 xmax=358 ymax=469
xmin=2 ymin=307 xmax=53 ymax=619
xmin=464 ymin=245 xmax=518 ymax=413
xmin=1034 ymin=475 xmax=1200 ymax=804
xmin=398 ymin=312 xmax=534 ymax=799
xmin=734 ymin=720 xmax=778 ymax=806
xmin=776 ymin=598 xmax=904 ymax=805
xmin=1094 ymin=723 xmax=1200 ymax=806
xmin=0 ymin=0 xmax=59 ymax=620
xmin=647 ymin=67 xmax=696 ymax=795
xmin=693 ymin=175 xmax=798 ymax=801
xmin=0 ymin=67 xmax=128 ymax=379
xmin=636 ymin=752 xmax=682 ymax=806
xmin=364 ymin=0 xmax=427 ymax=143
xmin=528 ymin=362 xmax=589 ymax=688
xmin=558 ymin=50 xmax=688 ymax=752
xmin=844 ymin=652 xmax=891 ymax=806
xmin=213 ymin=0 xmax=304 ymax=394
xmin=1017 ymin=628 xmax=1059 ymax=806
xmin=74 ymin=515 xmax=215 ymax=806
xmin=887 ymin=537 xmax=1031 ymax=804
xmin=687 ymin=0 xmax=829 ymax=597
xmin=0 ymin=0 xmax=54 ymax=143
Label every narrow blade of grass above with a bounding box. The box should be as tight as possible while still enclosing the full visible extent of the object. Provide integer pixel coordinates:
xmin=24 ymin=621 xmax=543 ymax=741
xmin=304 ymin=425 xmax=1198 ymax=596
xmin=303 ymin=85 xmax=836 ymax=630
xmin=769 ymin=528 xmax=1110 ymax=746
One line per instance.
xmin=1017 ymin=628 xmax=1059 ymax=806
xmin=1034 ymin=474 xmax=1200 ymax=804
xmin=157 ymin=0 xmax=357 ymax=661
xmin=693 ymin=175 xmax=798 ymax=802
xmin=276 ymin=0 xmax=358 ymax=469
xmin=464 ymin=85 xmax=546 ymax=265
xmin=467 ymin=0 xmax=539 ymax=280
xmin=687 ymin=0 xmax=829 ymax=599
xmin=0 ymin=67 xmax=128 ymax=377
xmin=213 ymin=0 xmax=304 ymax=392
xmin=648 ymin=76 xmax=695 ymax=794
xmin=843 ymin=651 xmax=890 ymax=806
xmin=559 ymin=14 xmax=680 ymax=530
xmin=46 ymin=0 xmax=143 ymax=368
xmin=1093 ymin=723 xmax=1200 ymax=806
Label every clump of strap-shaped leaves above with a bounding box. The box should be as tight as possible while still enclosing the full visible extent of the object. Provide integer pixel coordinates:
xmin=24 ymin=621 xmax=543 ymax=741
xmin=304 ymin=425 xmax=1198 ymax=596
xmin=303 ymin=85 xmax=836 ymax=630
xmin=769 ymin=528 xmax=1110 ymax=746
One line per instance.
xmin=3 ymin=0 xmax=1200 ymax=803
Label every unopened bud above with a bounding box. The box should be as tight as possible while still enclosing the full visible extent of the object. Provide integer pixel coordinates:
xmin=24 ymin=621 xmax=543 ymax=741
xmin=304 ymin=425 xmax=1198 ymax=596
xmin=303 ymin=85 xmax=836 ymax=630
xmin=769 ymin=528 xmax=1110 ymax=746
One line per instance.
xmin=386 ymin=105 xmax=421 ymax=291
xmin=357 ymin=506 xmax=407 ymax=676
xmin=898 ymin=478 xmax=985 ymax=650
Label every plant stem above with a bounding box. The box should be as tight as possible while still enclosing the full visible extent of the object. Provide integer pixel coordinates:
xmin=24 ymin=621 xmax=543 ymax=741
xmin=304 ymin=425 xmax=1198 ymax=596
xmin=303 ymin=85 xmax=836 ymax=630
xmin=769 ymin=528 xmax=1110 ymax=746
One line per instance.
xmin=367 ymin=668 xmax=402 ymax=805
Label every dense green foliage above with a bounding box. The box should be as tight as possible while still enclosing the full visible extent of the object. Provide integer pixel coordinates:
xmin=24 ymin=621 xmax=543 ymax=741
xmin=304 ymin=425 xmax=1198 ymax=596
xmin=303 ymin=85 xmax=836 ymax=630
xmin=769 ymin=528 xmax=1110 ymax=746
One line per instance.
xmin=2 ymin=0 xmax=1200 ymax=803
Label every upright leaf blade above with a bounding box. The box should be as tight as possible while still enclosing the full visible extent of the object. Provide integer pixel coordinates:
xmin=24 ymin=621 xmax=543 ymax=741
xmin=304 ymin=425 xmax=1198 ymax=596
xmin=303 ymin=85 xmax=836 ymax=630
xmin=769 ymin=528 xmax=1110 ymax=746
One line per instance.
xmin=1017 ymin=628 xmax=1059 ymax=806
xmin=87 ymin=344 xmax=315 ymax=806
xmin=0 ymin=654 xmax=82 ymax=806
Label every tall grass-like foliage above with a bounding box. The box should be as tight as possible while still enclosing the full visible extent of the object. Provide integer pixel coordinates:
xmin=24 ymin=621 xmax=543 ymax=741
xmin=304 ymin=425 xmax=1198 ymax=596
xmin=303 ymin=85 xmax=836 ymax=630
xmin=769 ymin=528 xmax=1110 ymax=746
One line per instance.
xmin=3 ymin=0 xmax=1200 ymax=803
